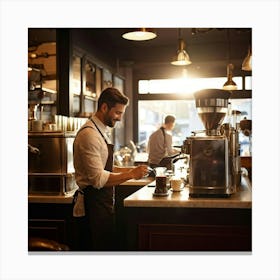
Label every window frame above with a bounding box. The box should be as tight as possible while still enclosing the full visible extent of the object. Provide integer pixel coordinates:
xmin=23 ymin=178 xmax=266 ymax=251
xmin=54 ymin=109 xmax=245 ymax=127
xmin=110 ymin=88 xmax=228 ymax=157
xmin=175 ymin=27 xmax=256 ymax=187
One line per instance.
xmin=133 ymin=75 xmax=252 ymax=146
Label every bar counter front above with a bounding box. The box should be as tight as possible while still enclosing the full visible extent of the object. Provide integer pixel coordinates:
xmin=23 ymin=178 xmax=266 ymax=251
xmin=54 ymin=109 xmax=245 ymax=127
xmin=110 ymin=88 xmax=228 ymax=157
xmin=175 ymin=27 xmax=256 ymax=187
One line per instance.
xmin=28 ymin=176 xmax=251 ymax=252
xmin=123 ymin=175 xmax=252 ymax=251
xmin=28 ymin=177 xmax=154 ymax=250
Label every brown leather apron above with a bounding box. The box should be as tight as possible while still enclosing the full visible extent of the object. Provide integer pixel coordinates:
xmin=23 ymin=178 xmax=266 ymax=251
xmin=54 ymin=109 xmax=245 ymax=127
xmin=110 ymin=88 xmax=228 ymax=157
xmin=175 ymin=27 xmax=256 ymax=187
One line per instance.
xmin=74 ymin=119 xmax=116 ymax=251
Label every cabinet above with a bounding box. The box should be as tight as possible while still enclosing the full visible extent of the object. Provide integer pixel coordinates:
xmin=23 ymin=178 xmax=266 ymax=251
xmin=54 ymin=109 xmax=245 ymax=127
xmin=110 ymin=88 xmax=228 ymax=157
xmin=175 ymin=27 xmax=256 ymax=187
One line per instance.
xmin=28 ymin=41 xmax=57 ymax=123
xmin=70 ymin=50 xmax=125 ymax=120
xmin=28 ymin=202 xmax=75 ymax=249
xmin=71 ymin=54 xmax=82 ymax=116
xmin=72 ymin=58 xmax=125 ymax=145
xmin=70 ymin=53 xmax=98 ymax=117
xmin=28 ymin=184 xmax=144 ymax=251
xmin=102 ymin=68 xmax=113 ymax=89
xmin=30 ymin=29 xmax=125 ymax=122
xmin=29 ymin=29 xmax=126 ymax=121
xmin=138 ymin=223 xmax=251 ymax=251
xmin=124 ymin=207 xmax=252 ymax=251
xmin=81 ymin=58 xmax=99 ymax=116
xmin=29 ymin=219 xmax=67 ymax=243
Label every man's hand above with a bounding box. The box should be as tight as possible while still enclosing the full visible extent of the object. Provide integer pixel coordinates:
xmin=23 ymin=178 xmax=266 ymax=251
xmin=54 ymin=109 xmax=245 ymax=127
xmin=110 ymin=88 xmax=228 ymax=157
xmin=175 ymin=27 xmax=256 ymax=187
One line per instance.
xmin=129 ymin=165 xmax=149 ymax=180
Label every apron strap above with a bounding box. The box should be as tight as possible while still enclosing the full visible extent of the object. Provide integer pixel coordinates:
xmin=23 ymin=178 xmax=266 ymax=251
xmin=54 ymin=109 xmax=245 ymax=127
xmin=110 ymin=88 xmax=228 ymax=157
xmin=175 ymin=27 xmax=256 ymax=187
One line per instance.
xmin=90 ymin=118 xmax=109 ymax=145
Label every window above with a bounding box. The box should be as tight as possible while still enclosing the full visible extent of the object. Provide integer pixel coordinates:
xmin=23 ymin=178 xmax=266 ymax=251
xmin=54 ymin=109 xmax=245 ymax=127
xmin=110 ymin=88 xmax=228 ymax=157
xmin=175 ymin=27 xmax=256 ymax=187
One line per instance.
xmin=137 ymin=77 xmax=252 ymax=156
xmin=139 ymin=76 xmax=251 ymax=94
xmin=138 ymin=100 xmax=204 ymax=147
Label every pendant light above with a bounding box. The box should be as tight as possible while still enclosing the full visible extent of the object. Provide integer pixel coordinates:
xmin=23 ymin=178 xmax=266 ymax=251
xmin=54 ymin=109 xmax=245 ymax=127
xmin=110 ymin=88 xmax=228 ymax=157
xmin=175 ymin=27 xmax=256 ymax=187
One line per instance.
xmin=122 ymin=28 xmax=157 ymax=41
xmin=171 ymin=28 xmax=192 ymax=66
xmin=242 ymin=45 xmax=252 ymax=71
xmin=223 ymin=63 xmax=238 ymax=90
xmin=223 ymin=29 xmax=237 ymax=90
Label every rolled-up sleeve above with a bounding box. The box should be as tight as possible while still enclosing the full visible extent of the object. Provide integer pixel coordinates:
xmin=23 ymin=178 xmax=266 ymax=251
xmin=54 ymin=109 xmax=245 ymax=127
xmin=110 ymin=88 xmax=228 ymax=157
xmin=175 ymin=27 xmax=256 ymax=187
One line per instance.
xmin=74 ymin=126 xmax=110 ymax=189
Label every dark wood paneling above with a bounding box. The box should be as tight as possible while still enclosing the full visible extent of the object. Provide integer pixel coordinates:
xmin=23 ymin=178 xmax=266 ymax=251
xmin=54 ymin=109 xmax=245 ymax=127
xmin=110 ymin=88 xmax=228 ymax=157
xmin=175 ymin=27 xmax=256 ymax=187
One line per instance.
xmin=29 ymin=219 xmax=66 ymax=243
xmin=56 ymin=29 xmax=72 ymax=116
xmin=139 ymin=224 xmax=251 ymax=251
xmin=28 ymin=202 xmax=74 ymax=249
xmin=124 ymin=207 xmax=251 ymax=251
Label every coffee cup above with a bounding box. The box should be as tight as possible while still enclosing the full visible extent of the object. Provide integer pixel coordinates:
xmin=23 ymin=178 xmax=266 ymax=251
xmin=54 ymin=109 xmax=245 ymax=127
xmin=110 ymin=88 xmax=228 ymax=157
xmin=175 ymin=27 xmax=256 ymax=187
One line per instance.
xmin=170 ymin=177 xmax=182 ymax=191
xmin=155 ymin=175 xmax=168 ymax=194
xmin=32 ymin=120 xmax=43 ymax=132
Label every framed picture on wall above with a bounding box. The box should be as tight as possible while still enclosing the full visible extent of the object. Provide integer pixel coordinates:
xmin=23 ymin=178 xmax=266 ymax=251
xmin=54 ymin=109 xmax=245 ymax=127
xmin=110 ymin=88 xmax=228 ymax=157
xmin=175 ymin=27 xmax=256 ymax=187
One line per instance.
xmin=103 ymin=68 xmax=112 ymax=89
xmin=84 ymin=60 xmax=96 ymax=98
xmin=113 ymin=75 xmax=124 ymax=93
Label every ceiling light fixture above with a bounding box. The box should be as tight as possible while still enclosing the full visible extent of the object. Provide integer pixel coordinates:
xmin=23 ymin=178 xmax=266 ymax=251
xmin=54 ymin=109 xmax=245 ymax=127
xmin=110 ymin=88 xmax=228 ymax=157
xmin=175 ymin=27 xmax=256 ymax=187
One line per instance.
xmin=171 ymin=28 xmax=192 ymax=66
xmin=223 ymin=63 xmax=238 ymax=91
xmin=122 ymin=28 xmax=157 ymax=41
xmin=223 ymin=29 xmax=237 ymax=91
xmin=242 ymin=45 xmax=252 ymax=71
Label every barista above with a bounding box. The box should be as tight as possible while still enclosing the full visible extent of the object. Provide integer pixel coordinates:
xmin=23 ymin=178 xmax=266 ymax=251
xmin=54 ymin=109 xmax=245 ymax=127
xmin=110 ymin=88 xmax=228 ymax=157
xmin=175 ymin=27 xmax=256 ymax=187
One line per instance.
xmin=147 ymin=115 xmax=179 ymax=169
xmin=73 ymin=87 xmax=148 ymax=251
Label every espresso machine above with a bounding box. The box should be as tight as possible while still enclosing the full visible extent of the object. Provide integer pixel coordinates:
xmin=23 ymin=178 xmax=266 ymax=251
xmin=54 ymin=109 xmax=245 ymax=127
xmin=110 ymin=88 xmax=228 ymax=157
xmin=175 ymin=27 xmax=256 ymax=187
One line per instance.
xmin=28 ymin=131 xmax=78 ymax=195
xmin=182 ymin=89 xmax=241 ymax=197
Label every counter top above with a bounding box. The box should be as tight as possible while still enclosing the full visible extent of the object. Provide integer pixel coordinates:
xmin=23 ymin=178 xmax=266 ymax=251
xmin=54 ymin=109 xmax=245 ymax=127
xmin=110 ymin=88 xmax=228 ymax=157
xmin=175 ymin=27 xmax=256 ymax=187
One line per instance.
xmin=28 ymin=189 xmax=77 ymax=204
xmin=124 ymin=175 xmax=252 ymax=209
xmin=28 ymin=177 xmax=154 ymax=204
xmin=119 ymin=177 xmax=153 ymax=186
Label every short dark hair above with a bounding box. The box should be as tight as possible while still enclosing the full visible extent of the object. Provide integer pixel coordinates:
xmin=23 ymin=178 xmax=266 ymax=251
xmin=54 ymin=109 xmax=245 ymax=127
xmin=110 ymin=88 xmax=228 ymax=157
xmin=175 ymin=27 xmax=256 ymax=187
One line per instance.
xmin=164 ymin=115 xmax=176 ymax=124
xmin=97 ymin=87 xmax=129 ymax=110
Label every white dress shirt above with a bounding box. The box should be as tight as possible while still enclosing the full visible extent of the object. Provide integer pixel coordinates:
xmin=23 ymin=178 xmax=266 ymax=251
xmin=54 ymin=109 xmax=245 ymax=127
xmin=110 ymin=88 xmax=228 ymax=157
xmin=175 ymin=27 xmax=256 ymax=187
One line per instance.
xmin=147 ymin=127 xmax=175 ymax=165
xmin=73 ymin=115 xmax=111 ymax=190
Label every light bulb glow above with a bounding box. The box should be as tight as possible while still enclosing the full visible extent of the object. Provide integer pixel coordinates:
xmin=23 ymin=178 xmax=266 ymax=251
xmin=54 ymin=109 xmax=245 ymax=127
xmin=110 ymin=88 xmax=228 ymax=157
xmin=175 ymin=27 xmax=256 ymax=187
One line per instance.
xmin=122 ymin=30 xmax=157 ymax=41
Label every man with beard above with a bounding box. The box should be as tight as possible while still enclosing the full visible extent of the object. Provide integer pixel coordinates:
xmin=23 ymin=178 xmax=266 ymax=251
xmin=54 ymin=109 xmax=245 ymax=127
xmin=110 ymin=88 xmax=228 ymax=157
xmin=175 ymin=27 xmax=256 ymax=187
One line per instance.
xmin=73 ymin=87 xmax=148 ymax=251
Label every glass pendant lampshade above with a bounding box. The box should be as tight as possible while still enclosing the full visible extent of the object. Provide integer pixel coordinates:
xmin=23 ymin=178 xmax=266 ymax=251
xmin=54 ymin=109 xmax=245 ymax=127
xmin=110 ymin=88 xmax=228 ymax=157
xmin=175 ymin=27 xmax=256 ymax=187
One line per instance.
xmin=122 ymin=28 xmax=157 ymax=41
xmin=223 ymin=63 xmax=238 ymax=91
xmin=242 ymin=46 xmax=252 ymax=71
xmin=171 ymin=37 xmax=192 ymax=66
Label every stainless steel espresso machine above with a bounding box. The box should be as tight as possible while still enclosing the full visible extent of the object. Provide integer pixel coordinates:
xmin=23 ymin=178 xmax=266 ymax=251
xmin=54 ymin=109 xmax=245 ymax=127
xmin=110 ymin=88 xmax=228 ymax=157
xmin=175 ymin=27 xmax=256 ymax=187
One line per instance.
xmin=182 ymin=89 xmax=241 ymax=197
xmin=28 ymin=131 xmax=78 ymax=195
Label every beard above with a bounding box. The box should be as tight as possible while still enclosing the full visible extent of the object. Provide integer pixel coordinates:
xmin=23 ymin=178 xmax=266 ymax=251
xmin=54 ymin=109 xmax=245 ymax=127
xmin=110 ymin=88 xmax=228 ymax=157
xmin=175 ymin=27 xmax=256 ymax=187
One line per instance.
xmin=104 ymin=113 xmax=117 ymax=128
xmin=106 ymin=120 xmax=115 ymax=128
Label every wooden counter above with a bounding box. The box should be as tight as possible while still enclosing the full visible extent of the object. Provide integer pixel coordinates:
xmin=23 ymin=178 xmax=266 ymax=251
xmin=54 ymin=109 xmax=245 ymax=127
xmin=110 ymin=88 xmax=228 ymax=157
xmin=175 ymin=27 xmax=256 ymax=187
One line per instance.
xmin=28 ymin=190 xmax=76 ymax=204
xmin=123 ymin=175 xmax=252 ymax=251
xmin=28 ymin=177 xmax=153 ymax=204
xmin=124 ymin=176 xmax=251 ymax=209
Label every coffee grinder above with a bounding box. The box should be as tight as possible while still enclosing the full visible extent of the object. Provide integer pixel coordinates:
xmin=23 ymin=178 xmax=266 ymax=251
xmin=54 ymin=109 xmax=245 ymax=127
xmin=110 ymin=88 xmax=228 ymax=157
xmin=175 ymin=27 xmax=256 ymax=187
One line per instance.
xmin=182 ymin=89 xmax=241 ymax=197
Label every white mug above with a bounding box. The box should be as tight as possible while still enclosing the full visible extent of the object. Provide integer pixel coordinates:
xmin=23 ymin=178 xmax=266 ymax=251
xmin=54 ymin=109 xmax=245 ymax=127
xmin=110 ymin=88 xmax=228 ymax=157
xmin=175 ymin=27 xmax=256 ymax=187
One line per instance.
xmin=170 ymin=177 xmax=182 ymax=191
